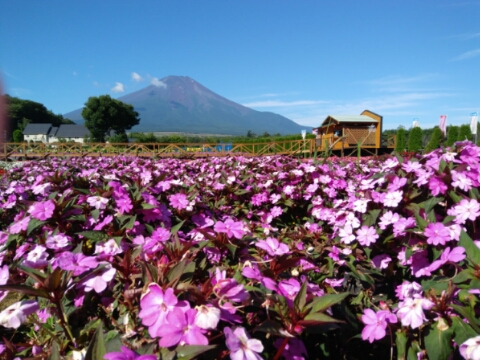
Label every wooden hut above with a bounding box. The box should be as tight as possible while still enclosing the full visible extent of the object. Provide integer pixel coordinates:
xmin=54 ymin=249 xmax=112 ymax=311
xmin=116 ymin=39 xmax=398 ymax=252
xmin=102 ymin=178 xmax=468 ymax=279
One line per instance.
xmin=313 ymin=110 xmax=393 ymax=156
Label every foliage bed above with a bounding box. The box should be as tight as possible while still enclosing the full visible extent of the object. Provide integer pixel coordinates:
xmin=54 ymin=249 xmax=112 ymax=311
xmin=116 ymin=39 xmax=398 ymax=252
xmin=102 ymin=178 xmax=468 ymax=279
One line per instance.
xmin=0 ymin=142 xmax=479 ymax=359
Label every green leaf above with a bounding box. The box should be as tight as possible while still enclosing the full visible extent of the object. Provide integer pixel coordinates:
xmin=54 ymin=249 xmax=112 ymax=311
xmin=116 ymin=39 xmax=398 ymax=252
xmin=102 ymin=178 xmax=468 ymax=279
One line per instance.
xmin=420 ymin=197 xmax=443 ymax=214
xmin=91 ymin=209 xmax=100 ymax=221
xmin=396 ymin=330 xmax=408 ymax=360
xmin=451 ymin=304 xmax=480 ymax=332
xmin=421 ymin=277 xmax=449 ymax=293
xmin=254 ymin=319 xmax=286 ymax=336
xmin=27 ymin=218 xmax=46 ymax=236
xmin=48 ymin=341 xmax=61 ymax=360
xmin=459 ymin=230 xmax=480 ymax=266
xmin=307 ymin=293 xmax=349 ymax=313
xmin=76 ymin=231 xmax=108 ymax=243
xmin=166 ymin=260 xmax=188 ymax=284
xmin=453 ymin=269 xmax=475 ymax=284
xmin=294 ymin=281 xmax=308 ymax=313
xmin=301 ymin=312 xmax=343 ymax=324
xmin=121 ymin=215 xmax=137 ymax=230
xmin=451 ymin=317 xmax=478 ymax=346
xmin=85 ymin=321 xmax=106 ymax=360
xmin=171 ymin=220 xmax=185 ymax=235
xmin=449 ymin=190 xmax=463 ymax=204
xmin=424 ymin=322 xmax=454 ymax=360
xmin=175 ymin=345 xmax=217 ymax=360
xmin=0 ymin=284 xmax=49 ymax=298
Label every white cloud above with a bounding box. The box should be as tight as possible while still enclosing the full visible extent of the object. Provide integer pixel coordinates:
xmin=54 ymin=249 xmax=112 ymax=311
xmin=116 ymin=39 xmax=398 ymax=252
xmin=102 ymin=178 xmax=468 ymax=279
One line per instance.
xmin=131 ymin=72 xmax=143 ymax=82
xmin=111 ymin=82 xmax=125 ymax=93
xmin=73 ymin=71 xmax=77 ymax=76
xmin=451 ymin=48 xmax=480 ymax=61
xmin=93 ymin=81 xmax=100 ymax=87
xmin=243 ymin=100 xmax=326 ymax=108
xmin=151 ymin=77 xmax=167 ymax=88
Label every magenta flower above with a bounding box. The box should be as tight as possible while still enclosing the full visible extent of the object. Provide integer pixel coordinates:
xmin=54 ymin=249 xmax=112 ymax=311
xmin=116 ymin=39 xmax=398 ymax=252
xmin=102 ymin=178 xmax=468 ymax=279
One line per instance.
xmin=28 ymin=200 xmax=55 ymax=221
xmin=0 ymin=300 xmax=39 ymax=329
xmin=371 ymin=254 xmax=392 ymax=269
xmin=361 ymin=309 xmax=397 ymax=343
xmin=356 ymin=226 xmax=378 ymax=246
xmin=56 ymin=252 xmax=98 ymax=276
xmin=138 ymin=284 xmax=188 ymax=337
xmin=157 ymin=308 xmax=208 ymax=347
xmin=169 ymin=193 xmax=189 ymax=210
xmin=104 ymin=346 xmax=157 ymax=360
xmin=396 ymin=297 xmax=434 ymax=329
xmin=225 ymin=326 xmax=264 ymax=360
xmin=428 ymin=246 xmax=466 ymax=272
xmin=214 ymin=218 xmax=246 ymax=239
xmin=424 ymin=222 xmax=450 ymax=246
xmin=115 ymin=196 xmax=133 ymax=214
xmin=213 ymin=268 xmax=248 ymax=303
xmin=256 ymin=237 xmax=290 ymax=257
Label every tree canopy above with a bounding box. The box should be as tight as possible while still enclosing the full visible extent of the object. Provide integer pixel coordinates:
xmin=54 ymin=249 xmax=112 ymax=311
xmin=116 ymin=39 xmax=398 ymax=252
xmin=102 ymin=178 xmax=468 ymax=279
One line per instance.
xmin=81 ymin=95 xmax=140 ymax=142
xmin=408 ymin=127 xmax=423 ymax=153
xmin=395 ymin=127 xmax=406 ymax=153
xmin=5 ymin=95 xmax=74 ymax=131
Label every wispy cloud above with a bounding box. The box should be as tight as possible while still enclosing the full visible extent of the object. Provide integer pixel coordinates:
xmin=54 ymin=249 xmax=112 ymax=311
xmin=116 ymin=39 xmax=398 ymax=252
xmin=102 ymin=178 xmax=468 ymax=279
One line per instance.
xmin=446 ymin=32 xmax=480 ymax=40
xmin=111 ymin=82 xmax=125 ymax=93
xmin=73 ymin=71 xmax=77 ymax=76
xmin=93 ymin=81 xmax=100 ymax=87
xmin=131 ymin=72 xmax=143 ymax=82
xmin=451 ymin=48 xmax=480 ymax=61
xmin=361 ymin=74 xmax=440 ymax=93
xmin=243 ymin=100 xmax=326 ymax=108
xmin=10 ymin=88 xmax=31 ymax=97
xmin=151 ymin=77 xmax=167 ymax=88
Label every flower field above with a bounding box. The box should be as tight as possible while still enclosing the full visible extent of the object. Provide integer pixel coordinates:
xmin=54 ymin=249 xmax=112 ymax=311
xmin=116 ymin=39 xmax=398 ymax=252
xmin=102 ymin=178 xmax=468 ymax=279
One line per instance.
xmin=0 ymin=142 xmax=479 ymax=359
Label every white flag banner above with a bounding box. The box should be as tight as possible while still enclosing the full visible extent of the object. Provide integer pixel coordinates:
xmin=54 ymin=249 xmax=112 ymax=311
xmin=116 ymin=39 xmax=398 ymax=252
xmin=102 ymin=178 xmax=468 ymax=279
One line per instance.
xmin=413 ymin=118 xmax=419 ymax=128
xmin=439 ymin=115 xmax=447 ymax=136
xmin=470 ymin=112 xmax=478 ymax=135
xmin=301 ymin=130 xmax=306 ymax=140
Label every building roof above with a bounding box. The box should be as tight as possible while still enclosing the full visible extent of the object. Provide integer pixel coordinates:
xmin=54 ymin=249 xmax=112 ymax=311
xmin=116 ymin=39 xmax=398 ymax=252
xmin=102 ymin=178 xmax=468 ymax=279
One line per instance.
xmin=55 ymin=125 xmax=90 ymax=138
xmin=22 ymin=123 xmax=52 ymax=135
xmin=319 ymin=115 xmax=378 ymax=127
xmin=50 ymin=127 xmax=59 ymax=136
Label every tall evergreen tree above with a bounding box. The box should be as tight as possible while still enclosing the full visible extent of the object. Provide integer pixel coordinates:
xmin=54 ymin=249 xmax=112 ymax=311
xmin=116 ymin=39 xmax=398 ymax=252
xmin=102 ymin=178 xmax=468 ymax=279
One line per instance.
xmin=424 ymin=127 xmax=442 ymax=153
xmin=408 ymin=127 xmax=423 ymax=153
xmin=446 ymin=126 xmax=459 ymax=147
xmin=395 ymin=127 xmax=406 ymax=153
xmin=457 ymin=124 xmax=472 ymax=142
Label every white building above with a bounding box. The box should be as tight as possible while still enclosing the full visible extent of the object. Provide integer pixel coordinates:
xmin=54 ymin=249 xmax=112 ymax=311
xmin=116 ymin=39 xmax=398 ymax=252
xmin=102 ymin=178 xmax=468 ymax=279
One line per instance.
xmin=23 ymin=124 xmax=90 ymax=144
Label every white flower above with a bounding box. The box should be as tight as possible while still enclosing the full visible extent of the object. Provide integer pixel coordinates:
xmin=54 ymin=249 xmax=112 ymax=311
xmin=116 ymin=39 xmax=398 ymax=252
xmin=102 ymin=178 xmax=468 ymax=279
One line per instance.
xmin=460 ymin=335 xmax=480 ymax=360
xmin=194 ymin=305 xmax=221 ymax=329
xmin=0 ymin=300 xmax=39 ymax=329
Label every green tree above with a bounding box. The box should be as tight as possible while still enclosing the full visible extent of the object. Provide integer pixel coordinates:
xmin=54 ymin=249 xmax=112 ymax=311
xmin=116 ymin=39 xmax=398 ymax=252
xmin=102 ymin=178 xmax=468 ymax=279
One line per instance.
xmin=107 ymin=132 xmax=129 ymax=143
xmin=446 ymin=126 xmax=459 ymax=147
xmin=395 ymin=127 xmax=406 ymax=153
xmin=408 ymin=127 xmax=423 ymax=153
xmin=81 ymin=95 xmax=140 ymax=142
xmin=424 ymin=127 xmax=443 ymax=153
xmin=6 ymin=95 xmax=71 ymax=130
xmin=13 ymin=129 xmax=23 ymax=143
xmin=457 ymin=124 xmax=472 ymax=142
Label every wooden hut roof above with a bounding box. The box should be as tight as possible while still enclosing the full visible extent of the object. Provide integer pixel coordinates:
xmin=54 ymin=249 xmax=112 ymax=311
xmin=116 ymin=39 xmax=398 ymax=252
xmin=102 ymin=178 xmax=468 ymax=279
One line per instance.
xmin=320 ymin=115 xmax=379 ymax=127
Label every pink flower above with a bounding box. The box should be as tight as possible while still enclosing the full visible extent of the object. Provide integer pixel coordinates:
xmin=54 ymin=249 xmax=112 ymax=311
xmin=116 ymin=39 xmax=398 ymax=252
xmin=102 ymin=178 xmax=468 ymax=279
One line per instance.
xmin=338 ymin=224 xmax=356 ymax=244
xmin=213 ymin=268 xmax=248 ymax=303
xmin=424 ymin=222 xmax=450 ymax=246
xmin=82 ymin=264 xmax=116 ymax=293
xmin=168 ymin=193 xmax=189 ymax=210
xmin=138 ymin=284 xmax=188 ymax=337
xmin=28 ymin=200 xmax=55 ymax=221
xmin=256 ymin=237 xmax=290 ymax=257
xmin=225 ymin=326 xmax=264 ymax=360
xmin=428 ymin=176 xmax=447 ymax=196
xmin=361 ymin=309 xmax=397 ymax=343
xmin=396 ymin=297 xmax=434 ymax=329
xmin=428 ymin=246 xmax=466 ymax=272
xmin=9 ymin=216 xmax=31 ymax=234
xmin=104 ymin=346 xmax=157 ymax=360
xmin=356 ymin=226 xmax=378 ymax=246
xmin=450 ymin=199 xmax=480 ymax=224
xmin=0 ymin=300 xmax=39 ymax=329
xmin=371 ymin=254 xmax=392 ymax=269
xmin=214 ymin=218 xmax=246 ymax=239
xmin=157 ymin=308 xmax=208 ymax=347
xmin=115 ymin=196 xmax=133 ymax=214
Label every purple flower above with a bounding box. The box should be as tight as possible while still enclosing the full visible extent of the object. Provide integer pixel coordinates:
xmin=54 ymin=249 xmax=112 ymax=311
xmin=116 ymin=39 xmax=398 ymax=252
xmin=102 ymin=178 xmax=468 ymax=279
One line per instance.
xmin=428 ymin=246 xmax=466 ymax=272
xmin=225 ymin=326 xmax=264 ymax=360
xmin=23 ymin=245 xmax=49 ymax=268
xmin=361 ymin=309 xmax=397 ymax=343
xmin=104 ymin=346 xmax=157 ymax=360
xmin=138 ymin=284 xmax=188 ymax=337
xmin=274 ymin=338 xmax=308 ymax=360
xmin=424 ymin=222 xmax=450 ymax=246
xmin=9 ymin=216 xmax=30 ymax=234
xmin=395 ymin=281 xmax=423 ymax=300
xmin=157 ymin=308 xmax=208 ymax=347
xmin=0 ymin=300 xmax=39 ymax=329
xmin=45 ymin=233 xmax=70 ymax=250
xmin=213 ymin=268 xmax=248 ymax=303
xmin=256 ymin=237 xmax=290 ymax=257
xmin=371 ymin=254 xmax=392 ymax=269
xmin=115 ymin=196 xmax=133 ymax=214
xmin=356 ymin=226 xmax=378 ymax=247
xmin=214 ymin=218 xmax=246 ymax=239
xmin=56 ymin=252 xmax=98 ymax=276
xmin=28 ymin=200 xmax=55 ymax=221
xmin=151 ymin=227 xmax=171 ymax=242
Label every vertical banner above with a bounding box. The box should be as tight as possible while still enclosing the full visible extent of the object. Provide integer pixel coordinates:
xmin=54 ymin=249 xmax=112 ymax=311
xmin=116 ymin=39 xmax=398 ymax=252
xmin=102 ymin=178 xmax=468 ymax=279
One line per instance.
xmin=301 ymin=130 xmax=306 ymax=140
xmin=470 ymin=112 xmax=478 ymax=135
xmin=412 ymin=118 xmax=419 ymax=128
xmin=439 ymin=115 xmax=447 ymax=136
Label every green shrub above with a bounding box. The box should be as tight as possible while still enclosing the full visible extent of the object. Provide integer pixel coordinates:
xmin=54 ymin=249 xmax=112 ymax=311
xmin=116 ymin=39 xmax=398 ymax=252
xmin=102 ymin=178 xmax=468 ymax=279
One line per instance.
xmin=395 ymin=127 xmax=406 ymax=153
xmin=408 ymin=127 xmax=423 ymax=153
xmin=446 ymin=126 xmax=459 ymax=147
xmin=457 ymin=124 xmax=472 ymax=142
xmin=424 ymin=126 xmax=442 ymax=153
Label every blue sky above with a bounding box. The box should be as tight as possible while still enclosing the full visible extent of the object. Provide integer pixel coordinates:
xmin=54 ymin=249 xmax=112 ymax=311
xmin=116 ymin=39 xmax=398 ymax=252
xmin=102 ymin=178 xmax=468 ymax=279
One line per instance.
xmin=1 ymin=1 xmax=479 ymax=131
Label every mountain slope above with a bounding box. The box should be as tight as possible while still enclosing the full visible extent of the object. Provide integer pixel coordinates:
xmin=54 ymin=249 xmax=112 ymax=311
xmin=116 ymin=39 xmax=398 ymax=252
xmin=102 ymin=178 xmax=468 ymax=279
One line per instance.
xmin=64 ymin=76 xmax=310 ymax=136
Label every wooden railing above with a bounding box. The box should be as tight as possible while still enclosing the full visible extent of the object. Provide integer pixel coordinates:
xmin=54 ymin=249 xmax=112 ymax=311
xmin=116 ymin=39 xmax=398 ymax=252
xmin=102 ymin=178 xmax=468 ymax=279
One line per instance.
xmin=1 ymin=137 xmax=395 ymax=160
